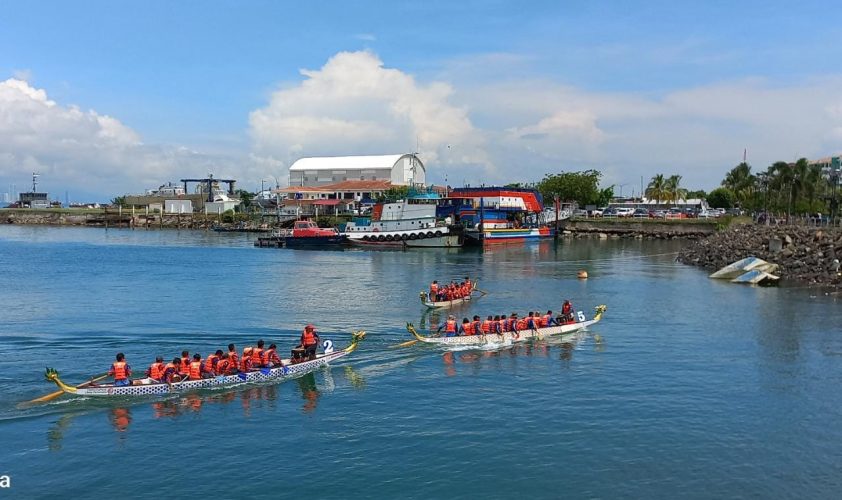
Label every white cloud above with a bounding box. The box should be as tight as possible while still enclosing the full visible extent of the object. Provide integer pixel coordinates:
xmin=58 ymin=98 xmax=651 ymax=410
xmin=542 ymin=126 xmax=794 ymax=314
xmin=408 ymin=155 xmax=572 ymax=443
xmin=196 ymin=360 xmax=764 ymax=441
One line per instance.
xmin=0 ymin=78 xmax=249 ymax=200
xmin=249 ymin=51 xmax=494 ymax=183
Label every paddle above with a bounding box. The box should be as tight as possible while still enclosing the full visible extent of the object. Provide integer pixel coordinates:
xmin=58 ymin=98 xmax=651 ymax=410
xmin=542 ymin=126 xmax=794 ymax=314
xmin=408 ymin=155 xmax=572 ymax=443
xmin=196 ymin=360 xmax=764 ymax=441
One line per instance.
xmin=391 ymin=339 xmax=419 ymax=348
xmin=25 ymin=372 xmax=109 ymax=405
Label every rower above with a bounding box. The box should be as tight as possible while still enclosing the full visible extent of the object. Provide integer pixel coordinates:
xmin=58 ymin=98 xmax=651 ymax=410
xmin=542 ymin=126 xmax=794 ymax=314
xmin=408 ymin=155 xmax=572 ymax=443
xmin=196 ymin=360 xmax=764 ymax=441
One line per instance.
xmin=252 ymin=340 xmax=265 ymax=368
xmin=526 ymin=312 xmax=539 ymax=330
xmin=227 ymin=343 xmax=239 ymax=370
xmin=215 ymin=353 xmax=232 ymax=375
xmin=265 ymin=343 xmax=282 ymax=367
xmin=241 ymin=347 xmax=254 ymax=372
xmin=464 ymin=276 xmax=472 ymax=291
xmin=481 ymin=315 xmax=493 ymax=334
xmin=430 ymin=280 xmax=439 ymax=301
xmin=542 ymin=310 xmax=557 ymax=327
xmin=492 ymin=315 xmax=501 ymax=334
xmin=108 ymin=353 xmax=132 ymax=387
xmin=204 ymin=350 xmax=223 ymax=374
xmin=146 ymin=356 xmax=166 ymax=382
xmin=471 ymin=315 xmax=482 ymax=336
xmin=179 ymin=350 xmax=191 ymax=377
xmin=161 ymin=358 xmax=182 ymax=383
xmin=298 ymin=324 xmax=320 ymax=361
xmin=439 ymin=315 xmax=458 ymax=337
xmin=459 ymin=318 xmax=472 ymax=336
xmin=188 ymin=354 xmax=205 ymax=380
xmin=498 ymin=314 xmax=508 ymax=333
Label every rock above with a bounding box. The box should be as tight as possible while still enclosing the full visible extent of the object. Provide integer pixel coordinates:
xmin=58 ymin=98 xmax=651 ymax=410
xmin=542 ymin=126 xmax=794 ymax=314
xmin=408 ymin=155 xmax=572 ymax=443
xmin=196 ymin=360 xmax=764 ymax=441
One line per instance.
xmin=598 ymin=233 xmax=608 ymax=239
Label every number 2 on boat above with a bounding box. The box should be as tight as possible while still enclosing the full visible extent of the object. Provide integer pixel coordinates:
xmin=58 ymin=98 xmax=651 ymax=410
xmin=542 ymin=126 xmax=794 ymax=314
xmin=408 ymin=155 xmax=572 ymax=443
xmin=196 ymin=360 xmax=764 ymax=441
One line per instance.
xmin=323 ymin=340 xmax=334 ymax=354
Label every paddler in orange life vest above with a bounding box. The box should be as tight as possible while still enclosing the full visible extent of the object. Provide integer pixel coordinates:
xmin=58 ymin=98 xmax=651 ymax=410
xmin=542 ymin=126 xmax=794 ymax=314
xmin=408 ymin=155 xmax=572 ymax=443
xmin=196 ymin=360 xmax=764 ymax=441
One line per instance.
xmin=430 ymin=280 xmax=439 ymax=301
xmin=459 ymin=318 xmax=472 ymax=336
xmin=298 ymin=324 xmax=320 ymax=361
xmin=252 ymin=340 xmax=266 ymax=368
xmin=464 ymin=276 xmax=472 ymax=293
xmin=542 ymin=310 xmax=558 ymax=327
xmin=215 ymin=353 xmax=232 ymax=375
xmin=265 ymin=343 xmax=282 ymax=367
xmin=438 ymin=315 xmax=458 ymax=337
xmin=227 ymin=343 xmax=239 ymax=371
xmin=146 ymin=356 xmax=166 ymax=382
xmin=241 ymin=347 xmax=254 ymax=372
xmin=179 ymin=350 xmax=191 ymax=376
xmin=188 ymin=353 xmax=207 ymax=381
xmin=204 ymin=350 xmax=223 ymax=375
xmin=108 ymin=353 xmax=132 ymax=386
xmin=161 ymin=358 xmax=182 ymax=383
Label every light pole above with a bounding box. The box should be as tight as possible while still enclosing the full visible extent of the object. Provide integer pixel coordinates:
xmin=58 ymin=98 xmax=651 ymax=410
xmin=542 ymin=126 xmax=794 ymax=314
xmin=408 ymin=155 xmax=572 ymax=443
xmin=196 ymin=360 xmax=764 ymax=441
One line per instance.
xmin=617 ymin=183 xmax=628 ymax=199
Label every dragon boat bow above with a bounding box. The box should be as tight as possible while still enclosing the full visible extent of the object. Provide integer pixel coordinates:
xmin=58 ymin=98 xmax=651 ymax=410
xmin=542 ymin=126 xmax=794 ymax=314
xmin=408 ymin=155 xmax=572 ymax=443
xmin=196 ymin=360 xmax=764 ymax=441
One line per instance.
xmin=406 ymin=306 xmax=606 ymax=346
xmin=44 ymin=332 xmax=365 ymax=398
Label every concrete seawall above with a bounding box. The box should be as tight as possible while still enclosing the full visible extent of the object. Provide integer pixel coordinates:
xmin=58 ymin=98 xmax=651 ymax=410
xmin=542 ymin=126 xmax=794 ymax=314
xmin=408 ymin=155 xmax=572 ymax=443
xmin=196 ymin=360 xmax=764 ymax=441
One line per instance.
xmin=559 ymin=219 xmax=717 ymax=239
xmin=1 ymin=210 xmax=219 ymax=229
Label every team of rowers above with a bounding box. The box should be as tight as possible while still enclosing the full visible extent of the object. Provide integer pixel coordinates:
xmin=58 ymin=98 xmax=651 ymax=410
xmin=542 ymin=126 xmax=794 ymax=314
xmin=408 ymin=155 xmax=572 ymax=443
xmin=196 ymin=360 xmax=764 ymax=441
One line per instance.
xmin=437 ymin=300 xmax=575 ymax=337
xmin=106 ymin=325 xmax=321 ymax=386
xmin=429 ymin=277 xmax=473 ymax=302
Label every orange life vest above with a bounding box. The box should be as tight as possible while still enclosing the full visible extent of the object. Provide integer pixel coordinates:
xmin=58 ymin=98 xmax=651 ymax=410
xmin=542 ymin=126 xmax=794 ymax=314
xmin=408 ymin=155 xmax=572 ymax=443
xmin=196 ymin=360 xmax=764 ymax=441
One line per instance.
xmin=148 ymin=362 xmax=165 ymax=380
xmin=302 ymin=329 xmax=317 ymax=346
xmin=251 ymin=348 xmax=264 ymax=366
xmin=498 ymin=319 xmax=507 ymax=332
xmin=112 ymin=361 xmax=128 ymax=380
xmin=472 ymin=320 xmax=482 ymax=334
xmin=430 ymin=283 xmax=438 ymax=295
xmin=188 ymin=361 xmax=202 ymax=380
xmin=240 ymin=357 xmax=252 ymax=372
xmin=462 ymin=323 xmax=473 ymax=335
xmin=179 ymin=357 xmax=190 ymax=375
xmin=542 ymin=314 xmax=552 ymax=327
xmin=517 ymin=318 xmax=528 ymax=330
xmin=562 ymin=303 xmax=572 ymax=315
xmin=228 ymin=350 xmax=239 ymax=367
xmin=163 ymin=362 xmax=178 ymax=381
xmin=216 ymin=359 xmax=230 ymax=374
xmin=481 ymin=320 xmax=491 ymax=333
xmin=445 ymin=320 xmax=457 ymax=333
xmin=204 ymin=354 xmax=219 ymax=373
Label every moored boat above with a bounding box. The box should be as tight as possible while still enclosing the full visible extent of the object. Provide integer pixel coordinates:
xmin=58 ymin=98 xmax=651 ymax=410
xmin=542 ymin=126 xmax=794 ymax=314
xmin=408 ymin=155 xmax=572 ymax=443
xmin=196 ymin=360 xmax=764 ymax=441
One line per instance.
xmin=284 ymin=220 xmax=348 ymax=248
xmin=43 ymin=332 xmax=365 ymax=397
xmin=406 ymin=305 xmax=606 ymax=346
xmin=419 ymin=281 xmax=481 ymax=309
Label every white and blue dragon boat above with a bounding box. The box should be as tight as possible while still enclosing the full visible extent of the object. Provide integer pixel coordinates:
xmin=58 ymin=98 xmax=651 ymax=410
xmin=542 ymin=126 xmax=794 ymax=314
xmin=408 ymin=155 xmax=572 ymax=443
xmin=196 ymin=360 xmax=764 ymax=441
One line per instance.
xmin=43 ymin=332 xmax=365 ymax=398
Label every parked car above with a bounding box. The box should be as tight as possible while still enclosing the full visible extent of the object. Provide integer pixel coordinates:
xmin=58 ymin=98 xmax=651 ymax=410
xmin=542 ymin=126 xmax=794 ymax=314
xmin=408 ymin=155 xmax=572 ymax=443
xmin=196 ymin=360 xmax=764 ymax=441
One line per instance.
xmin=632 ymin=208 xmax=650 ymax=218
xmin=615 ymin=207 xmax=635 ymax=218
xmin=603 ymin=208 xmax=618 ymax=218
xmin=573 ymin=209 xmax=588 ymax=217
xmin=589 ymin=207 xmax=605 ymax=217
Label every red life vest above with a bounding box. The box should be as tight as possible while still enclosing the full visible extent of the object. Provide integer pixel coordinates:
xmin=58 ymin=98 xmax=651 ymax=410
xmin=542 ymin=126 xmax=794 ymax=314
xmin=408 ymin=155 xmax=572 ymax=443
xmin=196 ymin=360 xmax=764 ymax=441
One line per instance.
xmin=562 ymin=304 xmax=572 ymax=315
xmin=148 ymin=362 xmax=165 ymax=380
xmin=542 ymin=314 xmax=552 ymax=327
xmin=462 ymin=323 xmax=473 ymax=335
xmin=216 ymin=359 xmax=230 ymax=374
xmin=204 ymin=354 xmax=219 ymax=373
xmin=481 ymin=320 xmax=491 ymax=333
xmin=445 ymin=320 xmax=457 ymax=333
xmin=517 ymin=318 xmax=528 ymax=330
xmin=251 ymin=348 xmax=264 ymax=366
xmin=430 ymin=283 xmax=438 ymax=295
xmin=240 ymin=356 xmax=252 ymax=372
xmin=179 ymin=357 xmax=190 ymax=375
xmin=112 ymin=361 xmax=128 ymax=380
xmin=302 ymin=329 xmax=317 ymax=346
xmin=188 ymin=361 xmax=202 ymax=380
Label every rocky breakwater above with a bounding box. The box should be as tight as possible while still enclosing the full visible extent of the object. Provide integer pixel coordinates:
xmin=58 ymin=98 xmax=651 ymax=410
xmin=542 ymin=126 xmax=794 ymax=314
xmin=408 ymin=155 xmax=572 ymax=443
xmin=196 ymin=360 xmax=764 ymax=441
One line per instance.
xmin=679 ymin=224 xmax=842 ymax=285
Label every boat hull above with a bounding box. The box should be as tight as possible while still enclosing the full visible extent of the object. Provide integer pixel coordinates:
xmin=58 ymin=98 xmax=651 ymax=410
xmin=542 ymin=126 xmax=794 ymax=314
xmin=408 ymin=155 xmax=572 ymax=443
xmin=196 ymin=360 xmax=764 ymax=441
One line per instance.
xmin=464 ymin=227 xmax=554 ymax=245
xmin=284 ymin=235 xmax=348 ymax=248
xmin=347 ymin=233 xmax=461 ymax=248
xmin=407 ymin=306 xmax=606 ymax=346
xmin=420 ymin=281 xmax=480 ymax=309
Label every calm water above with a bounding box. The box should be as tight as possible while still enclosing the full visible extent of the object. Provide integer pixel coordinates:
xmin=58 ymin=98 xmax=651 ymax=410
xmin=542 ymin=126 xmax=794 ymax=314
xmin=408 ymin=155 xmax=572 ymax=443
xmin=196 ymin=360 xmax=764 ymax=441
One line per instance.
xmin=1 ymin=225 xmax=841 ymax=499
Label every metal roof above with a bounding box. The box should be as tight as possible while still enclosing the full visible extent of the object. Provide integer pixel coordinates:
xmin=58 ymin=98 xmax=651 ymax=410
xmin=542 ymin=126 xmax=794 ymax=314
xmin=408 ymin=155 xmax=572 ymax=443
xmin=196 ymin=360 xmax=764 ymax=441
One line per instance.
xmin=288 ymin=154 xmax=421 ymax=172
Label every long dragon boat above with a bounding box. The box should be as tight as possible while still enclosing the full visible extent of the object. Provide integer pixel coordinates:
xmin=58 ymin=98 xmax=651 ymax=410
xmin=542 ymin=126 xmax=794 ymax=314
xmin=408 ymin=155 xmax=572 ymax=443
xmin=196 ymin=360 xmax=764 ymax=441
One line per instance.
xmin=44 ymin=332 xmax=365 ymax=398
xmin=419 ymin=281 xmax=481 ymax=309
xmin=406 ymin=306 xmax=606 ymax=346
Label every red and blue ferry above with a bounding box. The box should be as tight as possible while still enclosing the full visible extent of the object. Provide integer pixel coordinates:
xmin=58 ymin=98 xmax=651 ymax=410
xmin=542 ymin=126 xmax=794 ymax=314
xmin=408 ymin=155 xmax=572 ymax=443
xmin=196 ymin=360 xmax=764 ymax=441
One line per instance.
xmin=437 ymin=188 xmax=555 ymax=245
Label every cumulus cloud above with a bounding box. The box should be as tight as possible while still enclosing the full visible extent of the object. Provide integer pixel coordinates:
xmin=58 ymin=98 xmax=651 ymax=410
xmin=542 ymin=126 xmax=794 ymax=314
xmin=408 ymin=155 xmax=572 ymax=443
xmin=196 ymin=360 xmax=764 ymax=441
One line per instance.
xmin=0 ymin=78 xmax=243 ymax=201
xmin=249 ymin=51 xmax=494 ymax=182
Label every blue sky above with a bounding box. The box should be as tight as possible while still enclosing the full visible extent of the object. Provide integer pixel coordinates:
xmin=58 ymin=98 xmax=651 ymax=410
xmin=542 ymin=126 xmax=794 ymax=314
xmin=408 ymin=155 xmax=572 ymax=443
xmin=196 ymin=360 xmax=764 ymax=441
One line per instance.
xmin=2 ymin=0 xmax=841 ymax=201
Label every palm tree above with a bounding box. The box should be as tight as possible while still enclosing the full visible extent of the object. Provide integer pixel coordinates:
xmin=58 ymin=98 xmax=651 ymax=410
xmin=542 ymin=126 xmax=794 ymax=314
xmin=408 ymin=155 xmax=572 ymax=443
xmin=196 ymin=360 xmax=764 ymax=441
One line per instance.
xmin=646 ymin=174 xmax=666 ymax=205
xmin=664 ymin=175 xmax=688 ymax=207
xmin=722 ymin=162 xmax=756 ymax=208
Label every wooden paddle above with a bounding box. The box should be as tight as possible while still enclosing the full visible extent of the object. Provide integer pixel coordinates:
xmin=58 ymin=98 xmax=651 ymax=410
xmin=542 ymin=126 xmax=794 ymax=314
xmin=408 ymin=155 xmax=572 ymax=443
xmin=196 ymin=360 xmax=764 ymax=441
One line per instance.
xmin=391 ymin=339 xmax=419 ymax=348
xmin=25 ymin=372 xmax=109 ymax=405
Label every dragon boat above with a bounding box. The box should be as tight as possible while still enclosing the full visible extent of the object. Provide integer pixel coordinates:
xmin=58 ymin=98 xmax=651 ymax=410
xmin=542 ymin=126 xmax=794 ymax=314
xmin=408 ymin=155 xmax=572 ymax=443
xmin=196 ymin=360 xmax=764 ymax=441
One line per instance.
xmin=43 ymin=332 xmax=365 ymax=398
xmin=419 ymin=281 xmax=481 ymax=309
xmin=406 ymin=306 xmax=606 ymax=346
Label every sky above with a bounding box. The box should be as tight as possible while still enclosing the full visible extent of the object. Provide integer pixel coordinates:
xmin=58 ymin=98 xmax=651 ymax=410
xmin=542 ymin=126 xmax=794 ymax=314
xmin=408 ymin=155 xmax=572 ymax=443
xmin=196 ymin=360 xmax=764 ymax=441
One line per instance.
xmin=1 ymin=0 xmax=842 ymax=202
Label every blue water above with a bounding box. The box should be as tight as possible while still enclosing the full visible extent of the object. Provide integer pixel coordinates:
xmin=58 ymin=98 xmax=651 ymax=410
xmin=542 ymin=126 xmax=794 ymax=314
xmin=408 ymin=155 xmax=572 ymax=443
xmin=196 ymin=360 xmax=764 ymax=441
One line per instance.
xmin=1 ymin=225 xmax=841 ymax=499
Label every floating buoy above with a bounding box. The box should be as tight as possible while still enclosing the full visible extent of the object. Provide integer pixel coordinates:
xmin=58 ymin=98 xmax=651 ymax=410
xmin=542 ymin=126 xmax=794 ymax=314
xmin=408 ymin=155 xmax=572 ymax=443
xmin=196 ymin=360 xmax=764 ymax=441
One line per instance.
xmin=577 ymin=270 xmax=588 ymax=279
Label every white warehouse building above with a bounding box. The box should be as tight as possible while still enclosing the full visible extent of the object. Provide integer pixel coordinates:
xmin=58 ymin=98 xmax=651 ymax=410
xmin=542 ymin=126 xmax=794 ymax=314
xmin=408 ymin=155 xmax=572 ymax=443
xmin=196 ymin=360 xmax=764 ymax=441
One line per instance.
xmin=288 ymin=154 xmax=425 ymax=188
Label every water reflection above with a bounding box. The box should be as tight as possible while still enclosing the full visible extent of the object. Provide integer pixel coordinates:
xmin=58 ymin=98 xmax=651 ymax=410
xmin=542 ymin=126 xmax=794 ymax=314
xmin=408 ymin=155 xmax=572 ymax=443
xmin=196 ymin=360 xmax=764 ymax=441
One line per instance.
xmin=438 ymin=334 xmax=591 ymax=375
